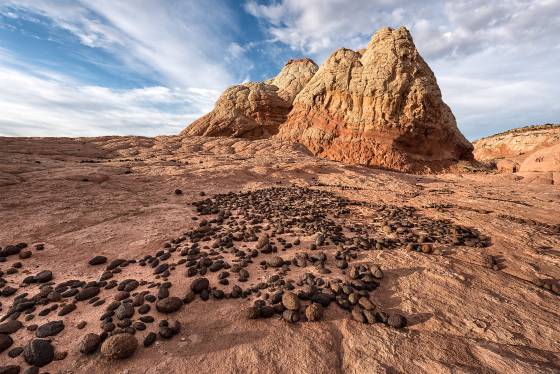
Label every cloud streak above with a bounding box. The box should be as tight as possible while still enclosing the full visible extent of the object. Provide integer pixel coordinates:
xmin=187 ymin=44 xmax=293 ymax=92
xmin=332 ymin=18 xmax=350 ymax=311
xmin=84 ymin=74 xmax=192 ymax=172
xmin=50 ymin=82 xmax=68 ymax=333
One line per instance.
xmin=0 ymin=50 xmax=218 ymax=137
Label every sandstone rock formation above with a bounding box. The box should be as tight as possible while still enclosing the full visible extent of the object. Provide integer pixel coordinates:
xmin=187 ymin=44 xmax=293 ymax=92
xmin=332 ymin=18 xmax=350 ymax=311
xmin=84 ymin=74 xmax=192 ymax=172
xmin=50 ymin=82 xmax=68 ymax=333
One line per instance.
xmin=473 ymin=124 xmax=560 ymax=184
xmin=266 ymin=58 xmax=318 ymax=103
xmin=180 ymin=59 xmax=318 ymax=139
xmin=277 ymin=26 xmax=472 ymax=172
xmin=473 ymin=124 xmax=560 ymax=161
xmin=182 ymin=26 xmax=472 ymax=173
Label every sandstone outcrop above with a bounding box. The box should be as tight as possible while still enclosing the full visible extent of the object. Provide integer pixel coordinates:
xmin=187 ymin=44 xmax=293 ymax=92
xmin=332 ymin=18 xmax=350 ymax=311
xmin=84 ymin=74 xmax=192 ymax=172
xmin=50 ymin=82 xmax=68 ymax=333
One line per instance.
xmin=182 ymin=26 xmax=473 ymax=173
xmin=180 ymin=59 xmax=318 ymax=139
xmin=266 ymin=58 xmax=319 ymax=103
xmin=473 ymin=124 xmax=560 ymax=183
xmin=474 ymin=124 xmax=560 ymax=161
xmin=277 ymin=27 xmax=472 ymax=172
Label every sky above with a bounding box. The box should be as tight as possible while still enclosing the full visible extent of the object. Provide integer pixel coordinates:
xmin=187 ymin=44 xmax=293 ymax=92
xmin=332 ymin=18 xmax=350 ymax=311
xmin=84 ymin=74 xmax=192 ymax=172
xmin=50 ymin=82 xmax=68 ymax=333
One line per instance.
xmin=0 ymin=1 xmax=558 ymax=140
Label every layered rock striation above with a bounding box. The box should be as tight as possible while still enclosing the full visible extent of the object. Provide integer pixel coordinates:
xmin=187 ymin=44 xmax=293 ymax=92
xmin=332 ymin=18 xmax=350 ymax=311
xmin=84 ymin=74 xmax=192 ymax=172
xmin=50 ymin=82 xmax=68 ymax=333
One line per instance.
xmin=182 ymin=26 xmax=473 ymax=172
xmin=277 ymin=27 xmax=472 ymax=172
xmin=180 ymin=59 xmax=318 ymax=139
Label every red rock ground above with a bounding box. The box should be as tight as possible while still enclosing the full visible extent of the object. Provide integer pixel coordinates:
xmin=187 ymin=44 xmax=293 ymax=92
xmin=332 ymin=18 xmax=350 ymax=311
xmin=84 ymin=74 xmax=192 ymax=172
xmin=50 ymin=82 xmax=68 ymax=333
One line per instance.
xmin=0 ymin=135 xmax=559 ymax=373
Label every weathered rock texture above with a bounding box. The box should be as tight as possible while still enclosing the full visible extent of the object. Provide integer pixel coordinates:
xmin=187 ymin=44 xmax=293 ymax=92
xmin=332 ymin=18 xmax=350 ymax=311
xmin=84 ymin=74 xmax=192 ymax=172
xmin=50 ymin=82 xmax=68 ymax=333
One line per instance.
xmin=266 ymin=58 xmax=319 ymax=103
xmin=180 ymin=59 xmax=318 ymax=139
xmin=182 ymin=26 xmax=472 ymax=173
xmin=473 ymin=124 xmax=560 ymax=184
xmin=1 ymin=135 xmax=560 ymax=373
xmin=473 ymin=124 xmax=560 ymax=161
xmin=277 ymin=27 xmax=472 ymax=172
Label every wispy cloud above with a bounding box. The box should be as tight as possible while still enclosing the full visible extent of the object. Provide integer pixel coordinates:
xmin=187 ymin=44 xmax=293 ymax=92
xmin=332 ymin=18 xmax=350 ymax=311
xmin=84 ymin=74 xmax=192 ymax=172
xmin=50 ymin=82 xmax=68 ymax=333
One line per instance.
xmin=0 ymin=1 xmax=252 ymax=136
xmin=0 ymin=0 xmax=249 ymax=89
xmin=0 ymin=48 xmax=218 ymax=137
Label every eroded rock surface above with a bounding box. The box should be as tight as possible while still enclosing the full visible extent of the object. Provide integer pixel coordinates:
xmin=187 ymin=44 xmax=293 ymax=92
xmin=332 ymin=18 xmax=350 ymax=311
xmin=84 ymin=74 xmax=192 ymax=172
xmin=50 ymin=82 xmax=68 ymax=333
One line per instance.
xmin=0 ymin=135 xmax=559 ymax=373
xmin=277 ymin=26 xmax=472 ymax=172
xmin=181 ymin=59 xmax=318 ymax=140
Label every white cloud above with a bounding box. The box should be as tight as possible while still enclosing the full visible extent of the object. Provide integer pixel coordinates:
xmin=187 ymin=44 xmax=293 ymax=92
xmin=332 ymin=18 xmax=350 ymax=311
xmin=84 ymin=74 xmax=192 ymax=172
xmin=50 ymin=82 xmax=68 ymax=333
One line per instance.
xmin=0 ymin=1 xmax=247 ymax=136
xmin=0 ymin=0 xmax=246 ymax=90
xmin=0 ymin=60 xmax=218 ymax=137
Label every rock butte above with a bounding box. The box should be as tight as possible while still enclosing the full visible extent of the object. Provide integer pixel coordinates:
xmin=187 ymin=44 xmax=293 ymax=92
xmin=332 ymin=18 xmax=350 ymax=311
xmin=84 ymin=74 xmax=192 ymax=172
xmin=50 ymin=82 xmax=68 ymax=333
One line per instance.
xmin=181 ymin=26 xmax=473 ymax=173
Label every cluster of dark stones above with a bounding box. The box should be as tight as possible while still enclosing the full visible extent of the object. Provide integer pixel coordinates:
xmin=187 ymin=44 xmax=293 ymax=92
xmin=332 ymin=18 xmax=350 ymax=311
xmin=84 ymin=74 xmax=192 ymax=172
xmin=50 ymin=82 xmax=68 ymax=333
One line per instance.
xmin=370 ymin=204 xmax=491 ymax=250
xmin=0 ymin=187 xmax=495 ymax=372
xmin=0 ymin=245 xmax=189 ymax=371
xmin=0 ymin=243 xmax=43 ymax=264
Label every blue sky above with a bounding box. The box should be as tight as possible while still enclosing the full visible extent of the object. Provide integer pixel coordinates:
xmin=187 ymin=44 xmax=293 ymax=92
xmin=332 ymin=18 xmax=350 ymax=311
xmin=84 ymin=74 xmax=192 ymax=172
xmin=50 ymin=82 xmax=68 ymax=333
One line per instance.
xmin=0 ymin=0 xmax=559 ymax=139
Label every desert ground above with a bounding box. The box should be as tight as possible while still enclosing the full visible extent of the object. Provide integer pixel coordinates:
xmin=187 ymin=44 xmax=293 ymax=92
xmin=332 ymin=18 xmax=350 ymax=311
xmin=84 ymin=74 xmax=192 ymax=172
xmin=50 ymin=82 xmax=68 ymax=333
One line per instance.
xmin=0 ymin=135 xmax=559 ymax=373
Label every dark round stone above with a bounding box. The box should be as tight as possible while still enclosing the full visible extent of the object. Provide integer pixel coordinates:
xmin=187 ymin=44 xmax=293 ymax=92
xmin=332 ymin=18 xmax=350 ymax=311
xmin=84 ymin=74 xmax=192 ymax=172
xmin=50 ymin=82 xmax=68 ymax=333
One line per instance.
xmin=387 ymin=314 xmax=407 ymax=329
xmin=282 ymin=309 xmax=299 ymax=323
xmin=114 ymin=291 xmax=129 ymax=301
xmin=88 ymin=256 xmax=107 ymax=266
xmin=23 ymin=339 xmax=54 ymax=367
xmin=156 ymin=297 xmax=182 ymax=313
xmin=157 ymin=287 xmax=169 ymax=299
xmin=190 ymin=278 xmax=209 ymax=293
xmin=137 ymin=304 xmax=151 ymax=314
xmin=245 ymin=306 xmax=260 ymax=319
xmin=7 ymin=346 xmax=23 ymax=358
xmin=281 ymin=292 xmax=300 ymax=311
xmin=158 ymin=326 xmax=173 ymax=339
xmin=0 ymin=334 xmax=14 ymax=353
xmin=36 ymin=320 xmax=64 ymax=338
xmin=58 ymin=304 xmax=76 ymax=316
xmin=100 ymin=334 xmax=138 ymax=359
xmin=34 ymin=270 xmax=52 ymax=283
xmin=0 ymin=320 xmax=23 ymax=334
xmin=260 ymin=306 xmax=275 ymax=318
xmin=115 ymin=303 xmax=134 ymax=320
xmin=267 ymin=256 xmax=284 ymax=267
xmin=79 ymin=333 xmax=102 ymax=354
xmin=1 ymin=286 xmax=17 ymax=297
xmin=0 ymin=365 xmax=20 ymax=374
xmin=75 ymin=287 xmax=100 ymax=301
xmin=139 ymin=316 xmax=154 ymax=323
xmin=143 ymin=332 xmax=157 ymax=347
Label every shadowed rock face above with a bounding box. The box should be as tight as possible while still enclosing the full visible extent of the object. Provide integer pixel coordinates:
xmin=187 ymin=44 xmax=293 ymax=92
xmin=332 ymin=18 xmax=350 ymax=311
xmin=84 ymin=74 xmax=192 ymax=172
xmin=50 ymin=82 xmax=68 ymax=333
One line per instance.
xmin=277 ymin=27 xmax=472 ymax=173
xmin=180 ymin=59 xmax=318 ymax=140
xmin=181 ymin=26 xmax=473 ymax=173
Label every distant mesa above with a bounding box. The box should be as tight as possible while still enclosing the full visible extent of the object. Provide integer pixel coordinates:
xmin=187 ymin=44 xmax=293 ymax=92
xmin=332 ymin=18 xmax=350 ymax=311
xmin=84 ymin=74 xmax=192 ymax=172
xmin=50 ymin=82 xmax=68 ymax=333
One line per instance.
xmin=181 ymin=26 xmax=473 ymax=173
xmin=473 ymin=123 xmax=560 ymax=184
xmin=473 ymin=123 xmax=560 ymax=161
